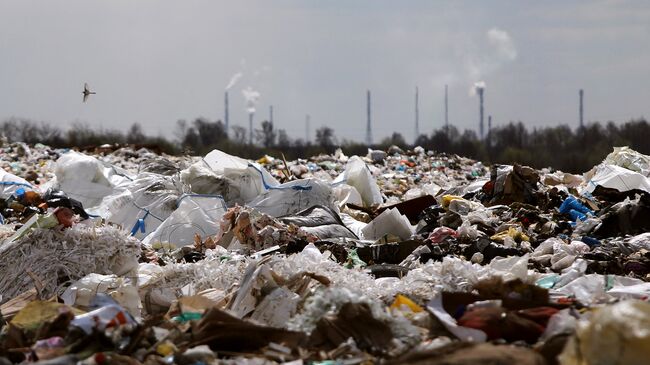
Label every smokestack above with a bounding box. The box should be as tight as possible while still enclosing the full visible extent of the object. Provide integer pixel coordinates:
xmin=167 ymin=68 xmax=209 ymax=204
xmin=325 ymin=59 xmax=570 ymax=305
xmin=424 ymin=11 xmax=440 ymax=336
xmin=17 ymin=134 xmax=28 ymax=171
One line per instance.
xmin=415 ymin=86 xmax=419 ymax=140
xmin=270 ymin=105 xmax=274 ymax=124
xmin=445 ymin=84 xmax=449 ymax=133
xmin=224 ymin=91 xmax=229 ymax=137
xmin=366 ymin=90 xmax=373 ymax=146
xmin=487 ymin=115 xmax=492 ymax=147
xmin=579 ymin=89 xmax=584 ymax=128
xmin=305 ymin=114 xmax=311 ymax=143
xmin=488 ymin=115 xmax=492 ymax=134
xmin=248 ymin=113 xmax=253 ymax=145
xmin=478 ymin=88 xmax=484 ymax=140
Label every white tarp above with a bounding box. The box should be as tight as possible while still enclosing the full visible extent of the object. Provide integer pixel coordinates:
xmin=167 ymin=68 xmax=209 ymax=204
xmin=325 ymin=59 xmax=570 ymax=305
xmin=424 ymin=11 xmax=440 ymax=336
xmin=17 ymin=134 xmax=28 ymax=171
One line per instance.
xmin=583 ymin=164 xmax=650 ymax=195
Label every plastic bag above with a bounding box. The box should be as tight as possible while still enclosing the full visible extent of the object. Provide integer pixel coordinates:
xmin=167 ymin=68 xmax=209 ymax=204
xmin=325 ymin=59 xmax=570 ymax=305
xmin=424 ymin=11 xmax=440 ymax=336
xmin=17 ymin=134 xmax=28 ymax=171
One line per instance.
xmin=334 ymin=156 xmax=383 ymax=208
xmin=61 ymin=273 xmax=141 ymax=318
xmin=248 ymin=179 xmax=336 ymax=218
xmin=0 ymin=170 xmax=33 ymax=199
xmin=559 ymin=300 xmax=650 ymax=365
xmin=54 ymin=151 xmax=131 ymax=209
xmin=142 ymin=194 xmax=228 ymax=249
xmin=583 ymin=164 xmax=650 ymax=194
xmin=200 ymin=149 xmax=279 ymax=204
xmin=93 ymin=173 xmax=180 ymax=239
xmin=361 ymin=208 xmax=414 ymax=241
xmin=602 ymin=146 xmax=650 ymax=176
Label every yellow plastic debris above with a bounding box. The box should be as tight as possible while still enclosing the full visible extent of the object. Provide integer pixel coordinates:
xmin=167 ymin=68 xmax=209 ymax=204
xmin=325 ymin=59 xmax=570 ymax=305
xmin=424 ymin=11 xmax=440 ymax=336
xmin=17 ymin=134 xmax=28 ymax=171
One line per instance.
xmin=390 ymin=294 xmax=423 ymax=313
xmin=490 ymin=227 xmax=530 ymax=243
xmin=10 ymin=301 xmax=70 ymax=331
xmin=441 ymin=195 xmax=463 ymax=209
xmin=156 ymin=341 xmax=177 ymax=357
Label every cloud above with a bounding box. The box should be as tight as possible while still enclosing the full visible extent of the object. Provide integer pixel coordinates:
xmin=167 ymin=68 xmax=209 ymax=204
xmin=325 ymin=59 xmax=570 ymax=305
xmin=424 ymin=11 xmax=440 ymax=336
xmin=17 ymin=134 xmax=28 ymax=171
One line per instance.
xmin=466 ymin=27 xmax=517 ymax=93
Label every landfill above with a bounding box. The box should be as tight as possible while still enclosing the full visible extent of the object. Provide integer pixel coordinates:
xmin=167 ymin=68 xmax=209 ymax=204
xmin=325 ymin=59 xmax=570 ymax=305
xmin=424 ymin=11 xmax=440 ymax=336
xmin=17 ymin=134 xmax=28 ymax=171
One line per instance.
xmin=1 ymin=142 xmax=650 ymax=364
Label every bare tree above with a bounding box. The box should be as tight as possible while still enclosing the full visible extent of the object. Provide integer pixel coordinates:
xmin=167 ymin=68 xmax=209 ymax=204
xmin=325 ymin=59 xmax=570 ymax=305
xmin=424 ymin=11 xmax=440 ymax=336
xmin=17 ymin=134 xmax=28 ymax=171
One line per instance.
xmin=315 ymin=126 xmax=335 ymax=148
xmin=256 ymin=120 xmax=277 ymax=148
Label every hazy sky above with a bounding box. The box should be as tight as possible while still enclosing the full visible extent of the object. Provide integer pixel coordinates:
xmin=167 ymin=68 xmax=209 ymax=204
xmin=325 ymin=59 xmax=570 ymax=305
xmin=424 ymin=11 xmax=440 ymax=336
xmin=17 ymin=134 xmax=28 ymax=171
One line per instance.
xmin=1 ymin=0 xmax=649 ymax=143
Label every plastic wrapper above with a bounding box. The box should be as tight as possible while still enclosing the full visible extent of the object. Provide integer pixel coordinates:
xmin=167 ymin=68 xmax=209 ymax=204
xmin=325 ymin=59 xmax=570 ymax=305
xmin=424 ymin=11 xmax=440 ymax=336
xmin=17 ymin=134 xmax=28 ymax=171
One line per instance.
xmin=602 ymin=146 xmax=650 ymax=176
xmin=142 ymin=194 xmax=227 ymax=249
xmin=0 ymin=169 xmax=33 ymax=199
xmin=61 ymin=273 xmax=141 ymax=318
xmin=559 ymin=300 xmax=650 ymax=365
xmin=334 ymin=156 xmax=383 ymax=208
xmin=248 ymin=179 xmax=337 ymax=217
xmin=361 ymin=208 xmax=414 ymax=241
xmin=53 ymin=151 xmax=131 ymax=209
xmin=93 ymin=173 xmax=180 ymax=239
xmin=583 ymin=164 xmax=650 ymax=194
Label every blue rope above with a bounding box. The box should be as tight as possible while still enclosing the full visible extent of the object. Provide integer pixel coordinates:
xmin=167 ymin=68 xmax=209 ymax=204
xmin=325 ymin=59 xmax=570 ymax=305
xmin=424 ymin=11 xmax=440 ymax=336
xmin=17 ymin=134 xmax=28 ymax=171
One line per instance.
xmin=0 ymin=181 xmax=33 ymax=189
xmin=130 ymin=202 xmax=165 ymax=236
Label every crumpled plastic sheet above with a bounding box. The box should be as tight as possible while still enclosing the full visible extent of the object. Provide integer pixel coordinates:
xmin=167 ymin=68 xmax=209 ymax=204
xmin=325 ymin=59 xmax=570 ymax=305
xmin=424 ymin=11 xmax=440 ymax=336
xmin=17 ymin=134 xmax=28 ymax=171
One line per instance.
xmin=0 ymin=225 xmax=140 ymax=303
xmin=559 ymin=300 xmax=650 ymax=365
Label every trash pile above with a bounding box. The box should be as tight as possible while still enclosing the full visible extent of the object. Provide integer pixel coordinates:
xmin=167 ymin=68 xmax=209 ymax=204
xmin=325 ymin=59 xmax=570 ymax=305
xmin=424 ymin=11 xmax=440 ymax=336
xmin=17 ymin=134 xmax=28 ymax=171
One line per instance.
xmin=1 ymin=142 xmax=650 ymax=364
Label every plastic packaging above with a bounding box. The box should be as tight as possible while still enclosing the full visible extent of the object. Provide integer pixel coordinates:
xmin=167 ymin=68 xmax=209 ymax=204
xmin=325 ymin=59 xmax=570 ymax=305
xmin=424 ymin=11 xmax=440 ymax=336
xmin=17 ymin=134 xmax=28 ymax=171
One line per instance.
xmin=71 ymin=303 xmax=137 ymax=334
xmin=559 ymin=300 xmax=650 ymax=365
xmin=142 ymin=194 xmax=227 ymax=249
xmin=361 ymin=208 xmax=414 ymax=241
xmin=61 ymin=273 xmax=141 ymax=318
xmin=334 ymin=156 xmax=383 ymax=208
xmin=248 ymin=178 xmax=336 ymax=217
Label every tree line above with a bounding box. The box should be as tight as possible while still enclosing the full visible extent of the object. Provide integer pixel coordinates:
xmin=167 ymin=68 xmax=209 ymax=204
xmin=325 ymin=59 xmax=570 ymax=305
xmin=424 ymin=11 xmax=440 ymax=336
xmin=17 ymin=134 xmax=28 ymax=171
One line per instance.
xmin=1 ymin=116 xmax=649 ymax=173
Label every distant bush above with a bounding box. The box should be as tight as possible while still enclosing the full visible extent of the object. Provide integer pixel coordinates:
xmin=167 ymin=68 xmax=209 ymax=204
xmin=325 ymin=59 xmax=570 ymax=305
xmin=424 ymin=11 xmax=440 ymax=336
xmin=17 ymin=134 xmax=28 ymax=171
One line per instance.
xmin=2 ymin=116 xmax=648 ymax=173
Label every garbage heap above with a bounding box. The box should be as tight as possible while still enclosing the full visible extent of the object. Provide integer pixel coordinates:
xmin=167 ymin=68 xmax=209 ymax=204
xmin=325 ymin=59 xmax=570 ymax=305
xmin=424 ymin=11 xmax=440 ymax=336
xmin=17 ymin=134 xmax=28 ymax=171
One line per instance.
xmin=1 ymin=143 xmax=650 ymax=365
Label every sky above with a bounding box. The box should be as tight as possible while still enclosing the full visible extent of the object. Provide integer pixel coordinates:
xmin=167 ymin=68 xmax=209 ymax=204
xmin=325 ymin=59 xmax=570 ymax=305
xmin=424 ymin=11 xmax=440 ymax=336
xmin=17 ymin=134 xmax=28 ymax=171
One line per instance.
xmin=1 ymin=0 xmax=649 ymax=143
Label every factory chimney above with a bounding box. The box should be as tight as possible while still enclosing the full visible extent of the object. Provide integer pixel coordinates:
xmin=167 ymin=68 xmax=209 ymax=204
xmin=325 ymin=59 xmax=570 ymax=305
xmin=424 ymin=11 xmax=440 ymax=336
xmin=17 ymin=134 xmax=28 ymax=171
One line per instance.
xmin=248 ymin=113 xmax=253 ymax=145
xmin=445 ymin=84 xmax=449 ymax=134
xmin=306 ymin=114 xmax=310 ymax=143
xmin=224 ymin=91 xmax=229 ymax=137
xmin=366 ymin=90 xmax=373 ymax=146
xmin=477 ymin=87 xmax=485 ymax=139
xmin=579 ymin=89 xmax=584 ymax=128
xmin=415 ymin=86 xmax=419 ymax=141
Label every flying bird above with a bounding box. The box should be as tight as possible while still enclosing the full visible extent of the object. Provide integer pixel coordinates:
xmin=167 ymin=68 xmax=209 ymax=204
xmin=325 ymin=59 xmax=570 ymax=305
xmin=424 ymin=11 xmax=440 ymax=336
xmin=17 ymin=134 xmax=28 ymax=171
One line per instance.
xmin=82 ymin=83 xmax=96 ymax=103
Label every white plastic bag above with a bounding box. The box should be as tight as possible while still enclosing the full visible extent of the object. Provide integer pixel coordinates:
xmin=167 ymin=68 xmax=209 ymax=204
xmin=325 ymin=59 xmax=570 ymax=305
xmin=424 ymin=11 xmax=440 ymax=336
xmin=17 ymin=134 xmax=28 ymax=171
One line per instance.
xmin=248 ymin=179 xmax=336 ymax=217
xmin=199 ymin=149 xmax=279 ymax=204
xmin=54 ymin=151 xmax=115 ymax=208
xmin=142 ymin=194 xmax=228 ymax=249
xmin=61 ymin=273 xmax=141 ymax=318
xmin=559 ymin=300 xmax=650 ymax=365
xmin=94 ymin=173 xmax=180 ymax=239
xmin=583 ymin=164 xmax=650 ymax=194
xmin=361 ymin=208 xmax=414 ymax=241
xmin=334 ymin=156 xmax=383 ymax=208
xmin=602 ymin=146 xmax=650 ymax=176
xmin=0 ymin=170 xmax=32 ymax=199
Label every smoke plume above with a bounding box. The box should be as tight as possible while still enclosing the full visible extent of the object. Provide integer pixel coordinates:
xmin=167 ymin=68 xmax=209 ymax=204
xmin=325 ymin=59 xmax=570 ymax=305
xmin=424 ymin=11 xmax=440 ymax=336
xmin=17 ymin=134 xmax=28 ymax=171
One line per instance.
xmin=225 ymin=72 xmax=243 ymax=90
xmin=242 ymin=86 xmax=261 ymax=114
